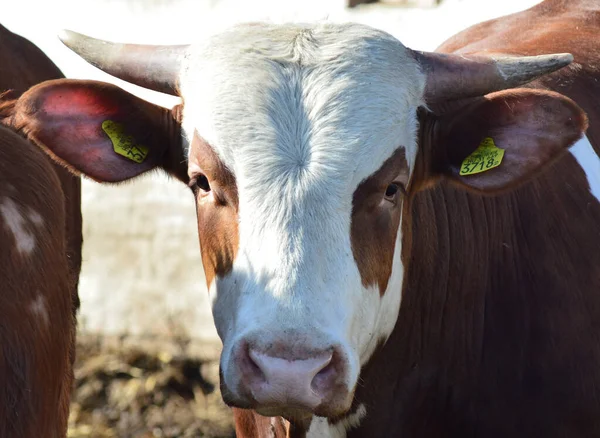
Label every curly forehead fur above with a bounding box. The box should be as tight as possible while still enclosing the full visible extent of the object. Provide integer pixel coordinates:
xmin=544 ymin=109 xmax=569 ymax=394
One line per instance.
xmin=178 ymin=22 xmax=426 ymax=192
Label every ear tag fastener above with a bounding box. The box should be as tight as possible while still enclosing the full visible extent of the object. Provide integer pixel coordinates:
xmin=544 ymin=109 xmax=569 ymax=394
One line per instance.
xmin=460 ymin=137 xmax=505 ymax=176
xmin=102 ymin=120 xmax=149 ymax=164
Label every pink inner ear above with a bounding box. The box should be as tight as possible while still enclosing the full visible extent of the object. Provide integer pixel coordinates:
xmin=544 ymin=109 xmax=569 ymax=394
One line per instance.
xmin=42 ymin=87 xmax=120 ymax=117
xmin=443 ymin=89 xmax=588 ymax=193
xmin=19 ymin=80 xmax=164 ymax=183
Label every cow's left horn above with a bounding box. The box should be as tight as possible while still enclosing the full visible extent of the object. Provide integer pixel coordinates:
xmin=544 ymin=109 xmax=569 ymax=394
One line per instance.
xmin=412 ymin=50 xmax=573 ymax=103
xmin=59 ymin=30 xmax=188 ymax=96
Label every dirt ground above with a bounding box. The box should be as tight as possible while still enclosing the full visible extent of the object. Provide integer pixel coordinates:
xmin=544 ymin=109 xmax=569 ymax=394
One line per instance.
xmin=68 ymin=336 xmax=235 ymax=438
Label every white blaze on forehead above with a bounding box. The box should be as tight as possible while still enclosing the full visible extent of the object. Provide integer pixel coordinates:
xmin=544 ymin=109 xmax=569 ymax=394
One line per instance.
xmin=0 ymin=197 xmax=39 ymax=255
xmin=570 ymin=135 xmax=600 ymax=202
xmin=181 ymin=23 xmax=425 ymax=179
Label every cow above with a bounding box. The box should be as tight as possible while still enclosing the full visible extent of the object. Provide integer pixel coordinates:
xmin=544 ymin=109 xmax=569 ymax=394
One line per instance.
xmin=6 ymin=0 xmax=600 ymax=436
xmin=0 ymin=24 xmax=82 ymax=437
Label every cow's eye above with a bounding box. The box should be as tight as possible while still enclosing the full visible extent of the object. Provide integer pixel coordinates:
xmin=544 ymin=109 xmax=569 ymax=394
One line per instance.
xmin=191 ymin=174 xmax=211 ymax=193
xmin=384 ymin=183 xmax=404 ymax=202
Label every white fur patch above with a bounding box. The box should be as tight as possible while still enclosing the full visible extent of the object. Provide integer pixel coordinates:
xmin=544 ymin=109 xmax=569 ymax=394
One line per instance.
xmin=570 ymin=134 xmax=600 ymax=202
xmin=308 ymin=404 xmax=367 ymax=438
xmin=269 ymin=417 xmax=279 ymax=438
xmin=27 ymin=208 xmax=44 ymax=227
xmin=0 ymin=197 xmax=37 ymax=255
xmin=29 ymin=293 xmax=50 ymax=327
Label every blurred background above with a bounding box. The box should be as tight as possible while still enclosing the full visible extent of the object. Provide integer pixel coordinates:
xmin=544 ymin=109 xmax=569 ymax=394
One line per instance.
xmin=3 ymin=0 xmax=541 ymax=436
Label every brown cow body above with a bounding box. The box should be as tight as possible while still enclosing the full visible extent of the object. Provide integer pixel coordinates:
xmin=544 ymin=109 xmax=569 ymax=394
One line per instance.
xmin=0 ymin=24 xmax=82 ymax=437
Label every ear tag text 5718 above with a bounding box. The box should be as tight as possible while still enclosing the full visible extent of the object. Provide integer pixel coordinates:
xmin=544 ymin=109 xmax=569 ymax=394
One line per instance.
xmin=102 ymin=120 xmax=149 ymax=164
xmin=460 ymin=137 xmax=505 ymax=176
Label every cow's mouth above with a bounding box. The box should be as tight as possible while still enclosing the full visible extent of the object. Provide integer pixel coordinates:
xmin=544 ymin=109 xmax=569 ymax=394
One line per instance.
xmin=221 ymin=376 xmax=355 ymax=420
xmin=256 ymin=405 xmax=314 ymax=423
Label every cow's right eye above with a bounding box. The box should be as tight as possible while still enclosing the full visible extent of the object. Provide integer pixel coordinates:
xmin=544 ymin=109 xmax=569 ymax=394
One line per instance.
xmin=191 ymin=174 xmax=211 ymax=193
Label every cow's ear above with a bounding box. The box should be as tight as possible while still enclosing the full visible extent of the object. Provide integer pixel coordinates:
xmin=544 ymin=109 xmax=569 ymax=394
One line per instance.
xmin=10 ymin=79 xmax=188 ymax=183
xmin=418 ymin=89 xmax=588 ymax=193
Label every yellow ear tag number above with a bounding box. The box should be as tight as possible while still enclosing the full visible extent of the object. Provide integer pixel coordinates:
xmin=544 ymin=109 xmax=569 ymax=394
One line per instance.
xmin=459 ymin=137 xmax=505 ymax=176
xmin=102 ymin=120 xmax=149 ymax=164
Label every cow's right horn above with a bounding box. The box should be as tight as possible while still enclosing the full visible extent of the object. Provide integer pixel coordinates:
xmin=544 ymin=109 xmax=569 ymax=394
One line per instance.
xmin=412 ymin=50 xmax=574 ymax=104
xmin=59 ymin=30 xmax=188 ymax=96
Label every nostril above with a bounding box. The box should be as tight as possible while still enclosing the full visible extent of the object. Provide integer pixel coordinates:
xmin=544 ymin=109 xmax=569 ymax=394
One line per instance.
xmin=312 ymin=361 xmax=334 ymax=389
xmin=311 ymin=350 xmax=341 ymax=394
xmin=315 ymin=360 xmax=334 ymax=378
xmin=241 ymin=345 xmax=266 ymax=383
xmin=312 ymin=352 xmax=333 ymax=376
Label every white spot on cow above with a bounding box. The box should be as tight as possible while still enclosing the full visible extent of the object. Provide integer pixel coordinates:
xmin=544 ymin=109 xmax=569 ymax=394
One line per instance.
xmin=307 ymin=404 xmax=367 ymax=438
xmin=269 ymin=417 xmax=279 ymax=438
xmin=0 ymin=197 xmax=36 ymax=255
xmin=27 ymin=208 xmax=44 ymax=227
xmin=29 ymin=293 xmax=49 ymax=327
xmin=570 ymin=134 xmax=600 ymax=202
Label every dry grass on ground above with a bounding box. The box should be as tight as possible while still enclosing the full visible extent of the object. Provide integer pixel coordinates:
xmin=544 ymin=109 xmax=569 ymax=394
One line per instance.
xmin=68 ymin=337 xmax=235 ymax=438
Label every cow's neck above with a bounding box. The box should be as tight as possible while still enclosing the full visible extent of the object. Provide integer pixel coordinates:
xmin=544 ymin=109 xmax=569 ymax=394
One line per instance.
xmin=340 ymin=187 xmax=483 ymax=437
xmin=350 ymin=158 xmax=600 ymax=437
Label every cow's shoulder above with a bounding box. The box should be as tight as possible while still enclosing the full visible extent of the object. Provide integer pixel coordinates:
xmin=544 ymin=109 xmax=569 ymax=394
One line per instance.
xmin=0 ymin=24 xmax=63 ymax=95
xmin=437 ymin=0 xmax=600 ymax=58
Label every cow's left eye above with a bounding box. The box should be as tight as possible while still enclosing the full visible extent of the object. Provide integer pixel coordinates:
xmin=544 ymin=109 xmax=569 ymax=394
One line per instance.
xmin=189 ymin=174 xmax=211 ymax=194
xmin=384 ymin=183 xmax=403 ymax=201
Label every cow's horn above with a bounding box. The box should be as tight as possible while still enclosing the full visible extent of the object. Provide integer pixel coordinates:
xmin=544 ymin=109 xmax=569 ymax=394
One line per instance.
xmin=59 ymin=30 xmax=188 ymax=96
xmin=412 ymin=51 xmax=574 ymax=103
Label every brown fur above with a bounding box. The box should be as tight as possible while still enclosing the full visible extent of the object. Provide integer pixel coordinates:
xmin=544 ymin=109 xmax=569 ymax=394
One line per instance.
xmin=0 ymin=124 xmax=74 ymax=437
xmin=189 ymin=132 xmax=240 ymax=288
xmin=0 ymin=26 xmax=82 ymax=306
xmin=0 ymin=24 xmax=82 ymax=437
xmin=351 ymin=148 xmax=409 ymax=294
xmin=233 ymin=408 xmax=289 ymax=438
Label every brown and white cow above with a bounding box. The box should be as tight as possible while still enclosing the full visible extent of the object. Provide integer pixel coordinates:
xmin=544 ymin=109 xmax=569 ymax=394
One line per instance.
xmin=0 ymin=24 xmax=82 ymax=437
xmin=7 ymin=0 xmax=600 ymax=435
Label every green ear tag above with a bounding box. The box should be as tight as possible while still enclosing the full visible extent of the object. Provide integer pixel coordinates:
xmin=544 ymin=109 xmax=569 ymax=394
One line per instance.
xmin=460 ymin=137 xmax=505 ymax=176
xmin=102 ymin=120 xmax=149 ymax=164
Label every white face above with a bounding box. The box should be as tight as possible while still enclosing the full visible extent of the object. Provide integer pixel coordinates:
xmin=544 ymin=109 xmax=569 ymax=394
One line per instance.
xmin=179 ymin=22 xmax=426 ymax=418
